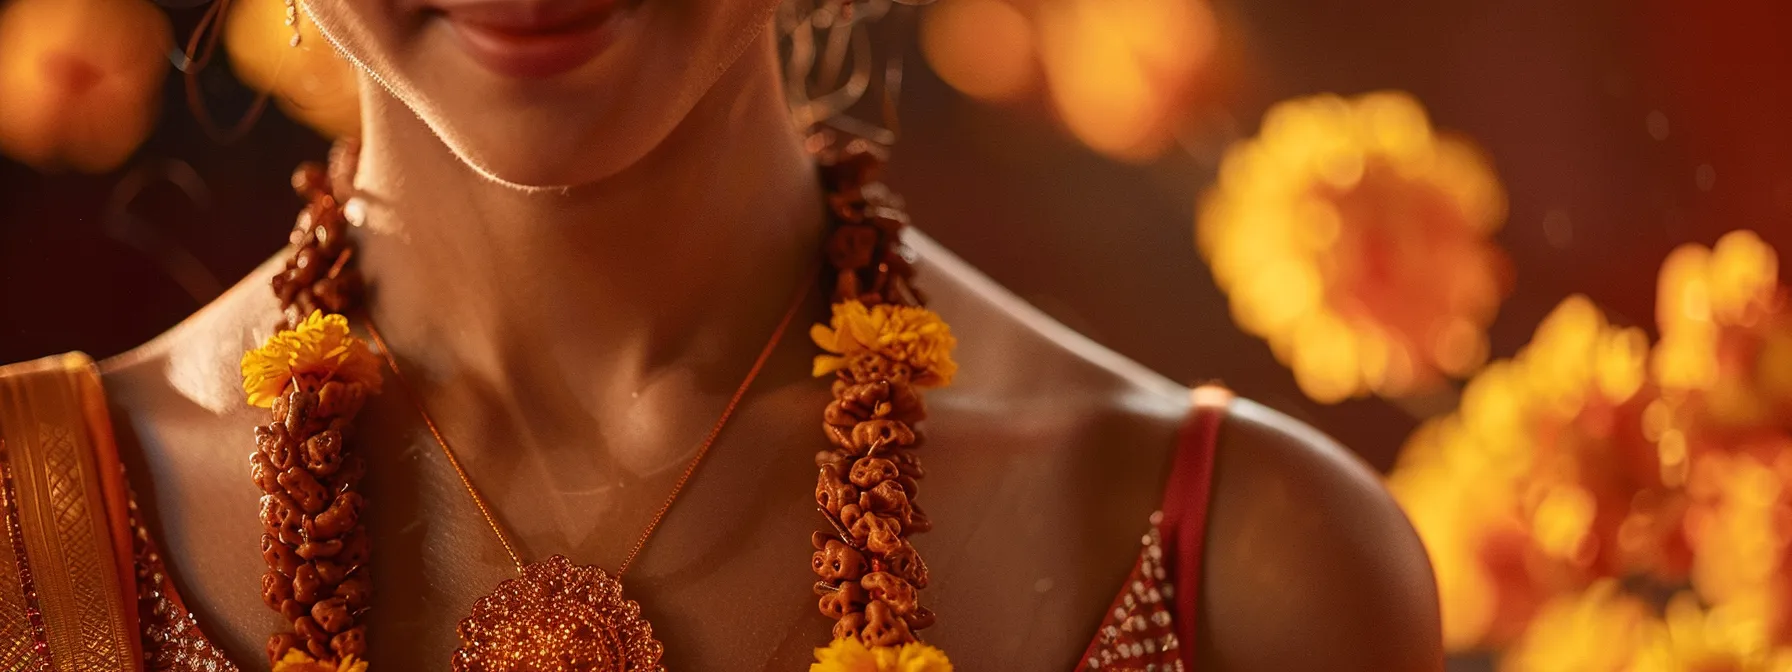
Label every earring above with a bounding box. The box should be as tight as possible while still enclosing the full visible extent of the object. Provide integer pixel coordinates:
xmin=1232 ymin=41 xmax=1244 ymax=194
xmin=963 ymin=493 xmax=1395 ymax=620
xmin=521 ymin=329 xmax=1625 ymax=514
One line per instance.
xmin=284 ymin=0 xmax=301 ymax=47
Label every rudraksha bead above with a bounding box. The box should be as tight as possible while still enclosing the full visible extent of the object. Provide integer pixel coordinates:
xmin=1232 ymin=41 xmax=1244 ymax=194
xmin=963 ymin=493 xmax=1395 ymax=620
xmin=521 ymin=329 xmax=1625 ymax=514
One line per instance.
xmin=807 ymin=135 xmax=939 ymax=646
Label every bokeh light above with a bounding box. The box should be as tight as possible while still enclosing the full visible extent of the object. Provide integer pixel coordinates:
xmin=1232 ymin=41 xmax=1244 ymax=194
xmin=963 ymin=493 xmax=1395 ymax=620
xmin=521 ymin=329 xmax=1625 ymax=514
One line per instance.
xmin=225 ymin=0 xmax=361 ymax=138
xmin=917 ymin=0 xmax=1035 ymax=103
xmin=920 ymin=0 xmax=1217 ymax=161
xmin=0 ymin=0 xmax=172 ymax=172
xmin=1197 ymin=91 xmax=1510 ymax=403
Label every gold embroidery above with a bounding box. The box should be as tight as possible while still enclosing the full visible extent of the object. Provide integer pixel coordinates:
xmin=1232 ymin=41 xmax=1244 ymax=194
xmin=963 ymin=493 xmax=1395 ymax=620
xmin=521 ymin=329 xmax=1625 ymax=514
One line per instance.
xmin=40 ymin=423 xmax=124 ymax=670
xmin=0 ymin=354 xmax=141 ymax=672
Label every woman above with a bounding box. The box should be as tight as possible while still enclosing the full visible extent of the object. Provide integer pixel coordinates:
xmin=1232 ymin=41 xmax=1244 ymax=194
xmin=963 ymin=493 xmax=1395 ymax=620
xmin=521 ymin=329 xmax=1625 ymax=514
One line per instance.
xmin=0 ymin=0 xmax=1441 ymax=670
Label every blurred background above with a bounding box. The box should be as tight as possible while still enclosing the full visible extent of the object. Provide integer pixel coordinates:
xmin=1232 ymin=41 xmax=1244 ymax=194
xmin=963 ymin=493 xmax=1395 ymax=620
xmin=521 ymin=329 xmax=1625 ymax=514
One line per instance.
xmin=2 ymin=0 xmax=1791 ymax=669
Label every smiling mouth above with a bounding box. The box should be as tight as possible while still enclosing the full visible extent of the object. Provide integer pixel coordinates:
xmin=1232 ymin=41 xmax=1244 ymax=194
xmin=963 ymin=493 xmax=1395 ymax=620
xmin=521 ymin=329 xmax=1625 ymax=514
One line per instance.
xmin=432 ymin=0 xmax=626 ymax=79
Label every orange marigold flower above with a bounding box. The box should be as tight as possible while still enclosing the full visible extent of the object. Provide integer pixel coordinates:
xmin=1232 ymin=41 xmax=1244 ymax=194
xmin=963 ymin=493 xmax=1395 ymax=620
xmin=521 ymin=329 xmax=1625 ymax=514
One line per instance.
xmin=1388 ymin=296 xmax=1668 ymax=650
xmin=1654 ymin=232 xmax=1792 ymax=652
xmin=271 ymin=650 xmax=368 ymax=672
xmin=1653 ymin=230 xmax=1792 ymax=432
xmin=1683 ymin=444 xmax=1792 ymax=651
xmin=1198 ymin=91 xmax=1509 ymax=403
xmin=1631 ymin=591 xmax=1792 ymax=672
xmin=812 ymin=300 xmax=958 ymax=387
xmin=810 ymin=637 xmax=953 ymax=672
xmin=1504 ymin=583 xmax=1792 ymax=672
xmin=241 ymin=310 xmax=382 ymax=408
xmin=1499 ymin=581 xmax=1654 ymax=672
xmin=1393 ymin=233 xmax=1792 ymax=666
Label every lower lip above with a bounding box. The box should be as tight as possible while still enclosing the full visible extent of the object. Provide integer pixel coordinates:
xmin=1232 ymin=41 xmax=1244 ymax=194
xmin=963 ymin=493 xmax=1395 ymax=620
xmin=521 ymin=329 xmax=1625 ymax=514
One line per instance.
xmin=443 ymin=10 xmax=622 ymax=79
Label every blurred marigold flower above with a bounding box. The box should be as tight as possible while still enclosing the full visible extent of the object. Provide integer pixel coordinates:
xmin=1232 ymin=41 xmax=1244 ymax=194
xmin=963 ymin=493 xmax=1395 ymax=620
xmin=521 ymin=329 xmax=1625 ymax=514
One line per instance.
xmin=1198 ymin=92 xmax=1510 ymax=403
xmin=1498 ymin=581 xmax=1653 ymax=672
xmin=1654 ymin=231 xmax=1792 ymax=433
xmin=0 ymin=0 xmax=172 ymax=172
xmin=1648 ymin=232 xmax=1792 ymax=653
xmin=1388 ymin=296 xmax=1668 ymax=649
xmin=1393 ymin=232 xmax=1792 ymax=668
xmin=225 ymin=0 xmax=362 ymax=138
xmin=1683 ymin=447 xmax=1792 ymax=651
xmin=1633 ymin=591 xmax=1792 ymax=672
xmin=1501 ymin=583 xmax=1792 ymax=672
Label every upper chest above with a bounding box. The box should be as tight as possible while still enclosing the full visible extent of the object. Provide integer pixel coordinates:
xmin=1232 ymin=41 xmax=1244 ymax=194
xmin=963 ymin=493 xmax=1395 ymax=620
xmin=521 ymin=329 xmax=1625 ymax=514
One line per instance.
xmin=120 ymin=376 xmax=1183 ymax=671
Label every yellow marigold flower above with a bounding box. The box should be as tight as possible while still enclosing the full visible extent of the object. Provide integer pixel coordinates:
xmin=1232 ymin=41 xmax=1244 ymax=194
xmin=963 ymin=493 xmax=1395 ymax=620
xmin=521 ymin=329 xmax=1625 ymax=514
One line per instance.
xmin=1631 ymin=592 xmax=1792 ymax=672
xmin=1388 ymin=296 xmax=1669 ymax=651
xmin=812 ymin=300 xmax=959 ymax=387
xmin=1198 ymin=91 xmax=1509 ymax=403
xmin=888 ymin=641 xmax=954 ymax=672
xmin=1653 ymin=230 xmax=1792 ymax=430
xmin=811 ymin=638 xmax=879 ymax=672
xmin=1683 ymin=448 xmax=1792 ymax=647
xmin=271 ymin=650 xmax=368 ymax=672
xmin=241 ymin=310 xmax=382 ymax=408
xmin=810 ymin=638 xmax=953 ymax=672
xmin=1391 ymin=235 xmax=1792 ymax=666
xmin=1500 ymin=581 xmax=1653 ymax=672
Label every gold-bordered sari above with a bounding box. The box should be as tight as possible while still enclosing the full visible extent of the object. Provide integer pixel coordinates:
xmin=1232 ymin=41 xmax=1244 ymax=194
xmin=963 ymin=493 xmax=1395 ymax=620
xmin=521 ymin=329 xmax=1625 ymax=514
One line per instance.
xmin=0 ymin=352 xmax=141 ymax=670
xmin=0 ymin=353 xmax=235 ymax=672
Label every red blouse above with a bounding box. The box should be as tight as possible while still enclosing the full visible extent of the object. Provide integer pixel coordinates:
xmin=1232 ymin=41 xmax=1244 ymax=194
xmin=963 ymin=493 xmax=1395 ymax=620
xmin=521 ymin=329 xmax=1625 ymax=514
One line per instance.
xmin=1076 ymin=386 xmax=1228 ymax=672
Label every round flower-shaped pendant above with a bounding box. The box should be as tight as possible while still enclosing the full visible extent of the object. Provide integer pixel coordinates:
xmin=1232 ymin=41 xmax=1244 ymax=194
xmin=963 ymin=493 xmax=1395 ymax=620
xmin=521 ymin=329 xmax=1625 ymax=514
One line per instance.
xmin=453 ymin=555 xmax=665 ymax=672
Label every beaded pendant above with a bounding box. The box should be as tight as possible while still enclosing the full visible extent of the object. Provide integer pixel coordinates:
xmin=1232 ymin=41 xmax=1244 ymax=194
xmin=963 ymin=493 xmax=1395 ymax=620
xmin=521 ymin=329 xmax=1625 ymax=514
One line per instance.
xmin=452 ymin=555 xmax=665 ymax=672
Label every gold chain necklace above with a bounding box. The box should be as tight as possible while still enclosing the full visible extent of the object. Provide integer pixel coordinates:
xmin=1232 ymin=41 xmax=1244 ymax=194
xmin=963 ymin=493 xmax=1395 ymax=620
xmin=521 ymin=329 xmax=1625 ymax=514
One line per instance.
xmin=363 ymin=275 xmax=814 ymax=672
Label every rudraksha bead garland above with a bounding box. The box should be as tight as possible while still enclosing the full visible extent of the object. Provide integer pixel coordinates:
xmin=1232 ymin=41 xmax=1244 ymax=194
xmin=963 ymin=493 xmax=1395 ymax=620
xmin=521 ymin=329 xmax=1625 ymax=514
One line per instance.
xmin=272 ymin=140 xmax=363 ymax=330
xmin=807 ymin=133 xmax=956 ymax=662
xmin=239 ymin=134 xmax=956 ymax=670
xmin=247 ymin=139 xmax=378 ymax=669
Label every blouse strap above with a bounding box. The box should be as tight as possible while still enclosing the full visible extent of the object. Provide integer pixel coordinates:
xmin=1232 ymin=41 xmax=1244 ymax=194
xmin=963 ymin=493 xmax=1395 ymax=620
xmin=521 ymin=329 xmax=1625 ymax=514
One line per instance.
xmin=1162 ymin=383 xmax=1232 ymax=669
xmin=0 ymin=353 xmax=143 ymax=672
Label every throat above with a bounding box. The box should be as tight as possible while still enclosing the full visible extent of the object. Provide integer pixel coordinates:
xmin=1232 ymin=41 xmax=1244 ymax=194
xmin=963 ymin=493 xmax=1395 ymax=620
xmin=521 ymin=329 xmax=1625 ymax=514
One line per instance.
xmin=342 ymin=39 xmax=827 ymax=489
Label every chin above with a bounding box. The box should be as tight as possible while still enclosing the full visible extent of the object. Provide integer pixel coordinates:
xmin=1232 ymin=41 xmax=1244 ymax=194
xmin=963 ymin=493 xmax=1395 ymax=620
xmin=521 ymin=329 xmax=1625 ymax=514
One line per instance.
xmin=420 ymin=71 xmax=671 ymax=190
xmin=445 ymin=127 xmax=634 ymax=191
xmin=302 ymin=0 xmax=784 ymax=189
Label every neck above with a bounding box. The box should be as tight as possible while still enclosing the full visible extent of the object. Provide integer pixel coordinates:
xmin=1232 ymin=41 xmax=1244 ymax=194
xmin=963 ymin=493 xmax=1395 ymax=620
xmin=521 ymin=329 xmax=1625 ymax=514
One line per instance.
xmin=349 ymin=33 xmax=823 ymax=471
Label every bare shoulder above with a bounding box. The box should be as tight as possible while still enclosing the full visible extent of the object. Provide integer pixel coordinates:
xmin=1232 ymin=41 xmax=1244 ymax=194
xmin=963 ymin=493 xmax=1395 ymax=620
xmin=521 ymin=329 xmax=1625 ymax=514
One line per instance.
xmin=1198 ymin=400 xmax=1443 ymax=671
xmin=98 ymin=255 xmax=285 ymax=415
xmin=910 ymin=231 xmax=1441 ymax=670
xmin=94 ymin=256 xmax=284 ymax=510
xmin=94 ymin=257 xmax=283 ymax=520
xmin=94 ymin=255 xmax=286 ymax=497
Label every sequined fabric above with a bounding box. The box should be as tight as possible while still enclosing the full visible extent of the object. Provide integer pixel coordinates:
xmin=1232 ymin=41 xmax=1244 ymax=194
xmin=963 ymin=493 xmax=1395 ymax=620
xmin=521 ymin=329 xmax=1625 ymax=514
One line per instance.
xmin=1076 ymin=512 xmax=1186 ymax=672
xmin=0 ymin=462 xmax=51 ymax=670
xmin=130 ymin=499 xmax=238 ymax=672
